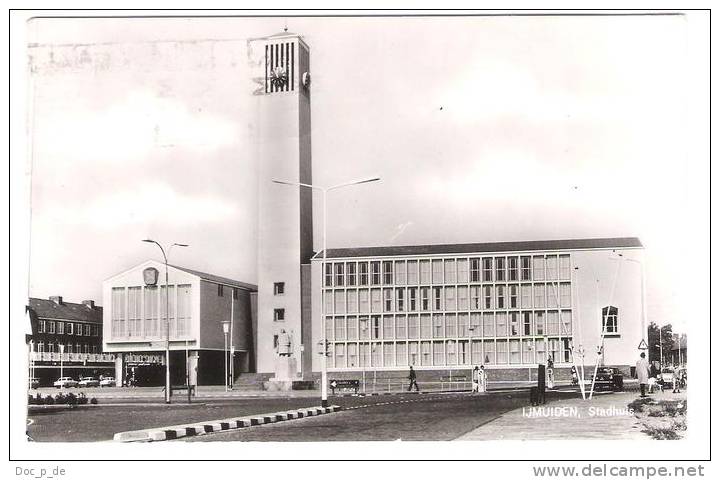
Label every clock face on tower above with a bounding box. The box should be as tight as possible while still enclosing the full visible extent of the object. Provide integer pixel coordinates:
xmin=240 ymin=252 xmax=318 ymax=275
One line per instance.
xmin=270 ymin=66 xmax=288 ymax=89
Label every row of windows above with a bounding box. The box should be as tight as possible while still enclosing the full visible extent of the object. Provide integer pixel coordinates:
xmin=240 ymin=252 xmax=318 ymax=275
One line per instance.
xmin=323 ymin=283 xmax=572 ymax=314
xmin=31 ymin=342 xmax=100 ymax=354
xmin=326 ymin=338 xmax=573 ymax=369
xmin=37 ymin=320 xmax=99 ymax=337
xmin=323 ymin=255 xmax=572 ymax=287
xmin=111 ymin=285 xmax=192 ymax=339
xmin=323 ymin=311 xmax=573 ymax=341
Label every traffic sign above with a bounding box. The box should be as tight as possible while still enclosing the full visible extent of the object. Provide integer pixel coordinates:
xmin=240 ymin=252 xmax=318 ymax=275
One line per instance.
xmin=638 ymin=339 xmax=648 ymax=350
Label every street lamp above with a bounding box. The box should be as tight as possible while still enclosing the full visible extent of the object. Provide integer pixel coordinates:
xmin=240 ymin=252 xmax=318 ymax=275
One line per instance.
xmin=59 ymin=344 xmax=65 ymax=390
xmin=221 ymin=320 xmax=230 ymax=392
xmin=272 ymin=176 xmax=380 ymax=408
xmin=142 ymin=239 xmax=189 ymax=404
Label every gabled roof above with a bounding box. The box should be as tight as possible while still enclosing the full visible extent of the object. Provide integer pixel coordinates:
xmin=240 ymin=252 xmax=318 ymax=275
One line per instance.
xmin=169 ymin=265 xmax=257 ymax=291
xmin=28 ymin=298 xmax=103 ymax=324
xmin=312 ymin=237 xmax=643 ymax=260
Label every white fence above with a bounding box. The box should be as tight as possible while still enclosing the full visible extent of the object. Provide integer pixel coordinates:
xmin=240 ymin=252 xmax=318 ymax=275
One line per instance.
xmin=29 ymin=352 xmax=115 ymax=363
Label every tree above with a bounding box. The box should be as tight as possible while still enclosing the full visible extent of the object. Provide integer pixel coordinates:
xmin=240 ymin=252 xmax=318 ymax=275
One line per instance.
xmin=647 ymin=322 xmax=674 ymax=366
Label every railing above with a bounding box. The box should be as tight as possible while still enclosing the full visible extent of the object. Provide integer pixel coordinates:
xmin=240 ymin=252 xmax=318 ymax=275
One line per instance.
xmin=29 ymin=352 xmax=116 ymax=363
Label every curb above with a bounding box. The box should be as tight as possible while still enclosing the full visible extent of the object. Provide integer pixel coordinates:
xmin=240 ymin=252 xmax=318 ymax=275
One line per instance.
xmin=113 ymin=405 xmax=343 ymax=442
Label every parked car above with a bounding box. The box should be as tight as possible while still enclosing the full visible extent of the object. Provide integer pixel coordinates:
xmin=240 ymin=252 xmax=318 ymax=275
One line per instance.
xmin=99 ymin=377 xmax=116 ymax=387
xmin=591 ymin=367 xmax=624 ymax=391
xmin=78 ymin=377 xmax=100 ymax=387
xmin=657 ymin=368 xmax=674 ymax=390
xmin=28 ymin=378 xmax=39 ymax=389
xmin=53 ymin=377 xmax=78 ymax=388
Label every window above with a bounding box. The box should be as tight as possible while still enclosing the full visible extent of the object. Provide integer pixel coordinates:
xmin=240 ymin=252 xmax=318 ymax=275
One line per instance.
xmin=324 ymin=263 xmax=333 ymax=287
xmin=457 ymin=259 xmax=469 ymax=282
xmin=371 ymin=261 xmax=381 ymax=285
xmin=509 ymin=285 xmax=518 ymax=308
xmin=561 ymin=311 xmax=572 ymax=335
xmin=359 ymin=317 xmax=370 ymax=339
xmin=458 ymin=340 xmax=469 ymax=364
xmin=334 ymin=343 xmax=346 ymax=368
xmin=420 ymin=287 xmax=430 ymax=311
xmin=335 ymin=291 xmax=346 ymax=314
xmin=335 ymin=263 xmax=345 ymax=287
xmin=407 ymin=260 xmax=419 ymax=284
xmin=432 ymin=260 xmax=443 ymax=284
xmin=483 ymin=313 xmax=495 ymax=337
xmin=433 ymin=314 xmax=444 ymax=338
xmin=445 ymin=286 xmax=456 ymax=310
xmin=57 ymin=321 xmax=64 ymax=335
xmin=520 ymin=284 xmax=532 ymax=309
xmin=470 ymin=286 xmax=481 ymax=309
xmin=396 ymin=315 xmax=407 ymax=339
xmin=396 ymin=288 xmax=405 ymax=312
xmin=470 ymin=258 xmax=481 ymax=282
xmin=409 ymin=342 xmax=419 ymax=365
xmin=457 ymin=286 xmax=468 ymax=310
xmin=408 ymin=287 xmax=417 ymax=311
xmin=346 ymin=262 xmax=357 ymax=286
xmin=218 ymin=284 xmax=224 ymax=297
xmin=335 ymin=317 xmax=346 ymax=340
xmin=496 ymin=339 xmax=508 ymax=364
xmin=394 ymin=261 xmax=406 ymax=285
xmin=482 ymin=258 xmax=493 ymax=282
xmin=560 ymin=283 xmax=572 ymax=307
xmin=347 ymin=343 xmax=358 ymax=367
xmin=508 ymin=257 xmax=518 ymax=281
xmin=546 ymin=255 xmax=558 ymax=280
xmin=347 ymin=290 xmax=358 ymax=313
xmin=433 ymin=287 xmax=442 ymax=310
xmin=469 ymin=313 xmax=481 ymax=337
xmin=535 ymin=312 xmax=545 ymax=335
xmin=559 ymin=255 xmax=571 ymax=280
xmin=84 ymin=324 xmax=91 ymax=336
xmin=177 ymin=284 xmax=191 ymax=336
xmin=546 ymin=312 xmax=559 ymax=335
xmin=495 ymin=257 xmax=506 ymax=281
xmin=509 ymin=312 xmax=520 ymax=336
xmin=76 ymin=322 xmax=83 ymax=336
xmin=547 ymin=283 xmax=558 ymax=308
xmin=433 ymin=341 xmax=445 ymax=365
xmin=371 ymin=289 xmax=382 ymax=313
xmin=382 ymin=260 xmax=393 ymax=285
xmin=444 ymin=259 xmax=456 ymax=283
xmin=358 ymin=290 xmax=369 ymax=313
xmin=274 ymin=308 xmax=285 ymax=322
xmin=396 ymin=342 xmax=408 ymax=366
xmin=408 ymin=315 xmax=419 ymax=339
xmin=48 ymin=321 xmax=55 ymax=334
xmin=347 ymin=316 xmax=358 ymax=340
xmin=38 ymin=320 xmax=46 ymax=334
xmin=359 ymin=262 xmax=369 ymax=286
xmin=496 ymin=312 xmax=508 ymax=336
xmin=483 ymin=285 xmax=493 ymax=309
xmin=520 ymin=256 xmax=531 ymax=280
xmin=383 ymin=289 xmax=393 ymax=312
xmin=144 ymin=286 xmax=158 ymax=337
xmin=523 ymin=339 xmax=534 ymax=364
xmin=384 ymin=343 xmax=395 ymax=366
xmin=602 ymin=306 xmax=619 ymax=334
xmin=419 ymin=260 xmax=431 ymax=284
xmin=371 ymin=316 xmax=381 ymax=340
xmin=384 ymin=316 xmax=395 ymax=339
xmin=523 ymin=311 xmax=533 ymax=335
xmin=535 ymin=338 xmax=546 ymax=364
xmin=111 ymin=287 xmax=125 ymax=338
xmin=496 ymin=285 xmax=505 ymax=309
xmin=420 ymin=314 xmax=432 ymax=338
xmin=534 ymin=284 xmax=546 ymax=308
xmin=458 ymin=313 xmax=469 ymax=337
xmin=274 ymin=282 xmax=285 ymax=295
xmin=67 ymin=322 xmax=73 ymax=335
xmin=128 ymin=286 xmax=141 ymax=337
xmin=484 ymin=340 xmax=496 ymax=364
xmin=509 ymin=339 xmax=521 ymax=364
xmin=533 ymin=256 xmax=545 ymax=281
xmin=446 ymin=314 xmax=457 ymax=337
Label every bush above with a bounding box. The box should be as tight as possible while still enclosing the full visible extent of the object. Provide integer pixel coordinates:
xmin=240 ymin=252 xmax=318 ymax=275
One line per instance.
xmin=54 ymin=393 xmax=66 ymax=404
xmin=66 ymin=393 xmax=78 ymax=406
xmin=90 ymin=397 xmax=98 ymax=405
xmin=77 ymin=393 xmax=88 ymax=405
xmin=44 ymin=395 xmax=55 ymax=405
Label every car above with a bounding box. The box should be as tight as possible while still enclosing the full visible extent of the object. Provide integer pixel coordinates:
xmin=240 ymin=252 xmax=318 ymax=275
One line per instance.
xmin=657 ymin=368 xmax=674 ymax=390
xmin=53 ymin=377 xmax=78 ymax=388
xmin=78 ymin=377 xmax=100 ymax=387
xmin=99 ymin=377 xmax=116 ymax=387
xmin=591 ymin=367 xmax=624 ymax=391
xmin=28 ymin=378 xmax=39 ymax=389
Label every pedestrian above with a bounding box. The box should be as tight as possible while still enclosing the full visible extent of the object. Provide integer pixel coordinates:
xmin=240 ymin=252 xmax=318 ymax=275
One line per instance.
xmin=672 ymin=363 xmax=682 ymax=393
xmin=408 ymin=366 xmax=419 ymax=392
xmin=547 ymin=357 xmax=555 ymax=389
xmin=471 ymin=366 xmax=480 ymax=393
xmin=478 ymin=365 xmax=487 ymax=393
xmin=570 ymin=366 xmax=578 ymax=386
xmin=636 ymin=352 xmax=651 ymax=397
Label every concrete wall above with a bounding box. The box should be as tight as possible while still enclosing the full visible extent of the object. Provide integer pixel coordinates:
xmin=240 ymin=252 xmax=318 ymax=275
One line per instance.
xmin=197 ymin=280 xmax=253 ymax=357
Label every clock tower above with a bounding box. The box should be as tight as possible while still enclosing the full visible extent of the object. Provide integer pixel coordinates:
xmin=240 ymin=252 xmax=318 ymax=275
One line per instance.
xmin=248 ymin=32 xmax=314 ymax=377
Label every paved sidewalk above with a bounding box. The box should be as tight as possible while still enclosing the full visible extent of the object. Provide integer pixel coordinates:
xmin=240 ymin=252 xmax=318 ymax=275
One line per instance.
xmin=456 ymin=391 xmax=649 ymax=441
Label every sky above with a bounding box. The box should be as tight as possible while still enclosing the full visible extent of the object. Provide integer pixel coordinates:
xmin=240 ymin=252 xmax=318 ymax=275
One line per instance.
xmin=23 ymin=14 xmax=705 ymax=333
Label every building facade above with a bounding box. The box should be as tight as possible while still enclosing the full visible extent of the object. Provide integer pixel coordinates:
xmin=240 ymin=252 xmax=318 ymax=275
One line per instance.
xmin=27 ymin=296 xmax=114 ymax=386
xmin=102 ymin=261 xmax=257 ymax=386
xmin=248 ymin=32 xmax=315 ymax=377
xmin=310 ymin=238 xmax=644 ymax=381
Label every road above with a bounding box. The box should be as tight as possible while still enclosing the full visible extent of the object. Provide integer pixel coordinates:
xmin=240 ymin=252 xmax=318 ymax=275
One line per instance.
xmin=27 ymin=390 xmax=577 ymax=442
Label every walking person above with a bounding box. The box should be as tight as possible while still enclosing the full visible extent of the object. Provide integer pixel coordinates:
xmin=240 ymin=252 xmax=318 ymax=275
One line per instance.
xmin=672 ymin=363 xmax=682 ymax=393
xmin=636 ymin=352 xmax=651 ymax=397
xmin=570 ymin=365 xmax=578 ymax=386
xmin=471 ymin=366 xmax=480 ymax=393
xmin=407 ymin=366 xmax=420 ymax=392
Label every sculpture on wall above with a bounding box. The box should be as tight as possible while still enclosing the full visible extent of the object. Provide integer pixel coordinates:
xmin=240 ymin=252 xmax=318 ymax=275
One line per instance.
xmin=277 ymin=329 xmax=292 ymax=356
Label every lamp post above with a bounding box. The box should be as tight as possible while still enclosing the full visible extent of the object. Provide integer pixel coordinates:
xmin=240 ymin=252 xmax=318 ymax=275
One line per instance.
xmin=222 ymin=320 xmax=230 ymax=392
xmin=142 ymin=239 xmax=189 ymax=404
xmin=272 ymin=176 xmax=380 ymax=408
xmin=59 ymin=344 xmax=65 ymax=389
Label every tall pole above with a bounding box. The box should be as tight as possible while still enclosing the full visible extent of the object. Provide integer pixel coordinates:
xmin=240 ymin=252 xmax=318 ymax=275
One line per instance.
xmin=59 ymin=344 xmax=64 ymax=390
xmin=321 ymin=188 xmax=328 ymax=407
xmin=224 ymin=331 xmax=228 ymax=392
xmin=230 ymin=291 xmax=235 ymax=389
